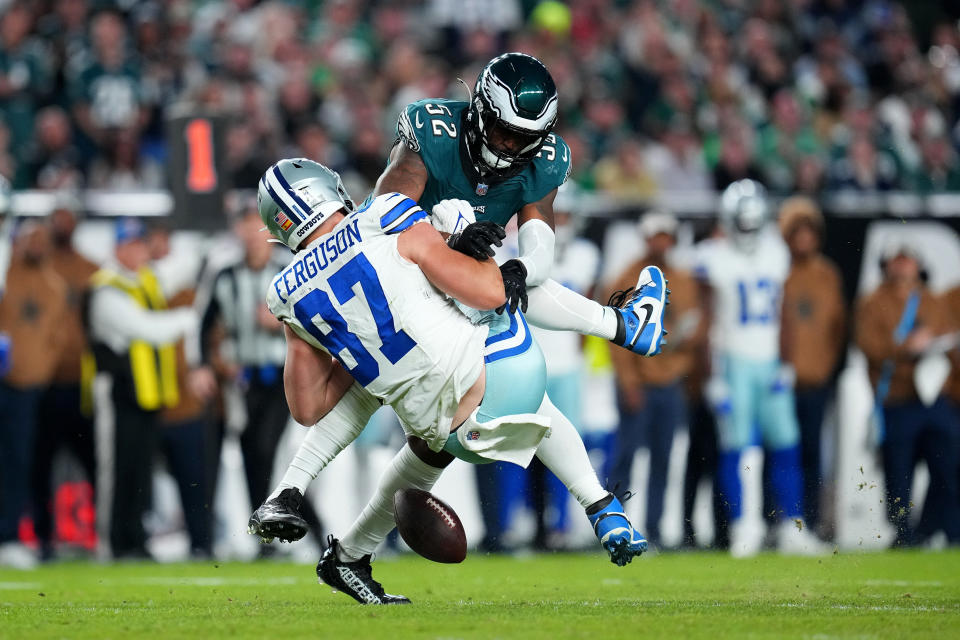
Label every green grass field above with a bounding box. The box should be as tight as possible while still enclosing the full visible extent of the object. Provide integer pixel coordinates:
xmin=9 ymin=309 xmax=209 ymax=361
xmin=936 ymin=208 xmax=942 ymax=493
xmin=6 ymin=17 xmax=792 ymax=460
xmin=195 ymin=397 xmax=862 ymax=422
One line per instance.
xmin=1 ymin=550 xmax=958 ymax=639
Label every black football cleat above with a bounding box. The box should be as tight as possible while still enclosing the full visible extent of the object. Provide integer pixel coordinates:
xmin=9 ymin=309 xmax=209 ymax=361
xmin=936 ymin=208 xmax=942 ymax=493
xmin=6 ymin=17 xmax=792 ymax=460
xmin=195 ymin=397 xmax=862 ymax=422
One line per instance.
xmin=317 ymin=537 xmax=411 ymax=605
xmin=247 ymin=488 xmax=309 ymax=543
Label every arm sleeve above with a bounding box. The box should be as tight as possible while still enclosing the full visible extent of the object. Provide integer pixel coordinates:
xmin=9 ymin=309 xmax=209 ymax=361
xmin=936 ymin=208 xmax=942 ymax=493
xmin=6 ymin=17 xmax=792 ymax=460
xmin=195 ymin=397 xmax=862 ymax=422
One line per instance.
xmin=90 ymin=287 xmax=196 ymax=348
xmin=516 ymin=218 xmax=555 ymax=287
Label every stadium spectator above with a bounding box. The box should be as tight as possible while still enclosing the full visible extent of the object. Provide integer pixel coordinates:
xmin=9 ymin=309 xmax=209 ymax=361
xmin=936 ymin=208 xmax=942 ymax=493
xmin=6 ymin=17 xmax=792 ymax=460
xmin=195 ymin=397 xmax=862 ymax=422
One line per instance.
xmin=30 ymin=199 xmax=99 ymax=561
xmin=86 ymin=218 xmax=196 ymax=559
xmin=681 ymin=326 xmax=726 ymax=550
xmin=69 ymin=10 xmax=145 ymax=155
xmin=909 ymin=134 xmax=960 ymax=194
xmin=225 ymin=121 xmax=272 ymax=192
xmin=756 ymin=90 xmax=822 ymax=193
xmin=607 ymin=211 xmax=704 ymax=548
xmin=147 ymin=224 xmax=212 ymax=559
xmin=87 ymin=126 xmax=164 ymax=190
xmin=592 ymin=137 xmax=657 ymax=200
xmin=20 ymin=106 xmax=82 ymax=190
xmin=0 ymin=218 xmax=66 ymax=569
xmin=779 ymin=197 xmax=846 ymax=533
xmin=643 ymin=116 xmax=712 ymax=194
xmin=0 ymin=4 xmax=53 ymax=165
xmin=855 ymin=244 xmax=960 ymax=547
xmin=940 ymin=284 xmax=960 ymax=533
xmin=712 ymin=131 xmax=764 ymax=191
xmin=827 ymin=135 xmax=899 ymax=192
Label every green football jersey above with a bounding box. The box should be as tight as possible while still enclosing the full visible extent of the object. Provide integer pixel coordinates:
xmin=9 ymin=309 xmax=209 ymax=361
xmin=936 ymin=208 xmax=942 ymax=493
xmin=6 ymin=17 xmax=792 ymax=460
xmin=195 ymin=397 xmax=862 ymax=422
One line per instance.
xmin=395 ymin=99 xmax=571 ymax=226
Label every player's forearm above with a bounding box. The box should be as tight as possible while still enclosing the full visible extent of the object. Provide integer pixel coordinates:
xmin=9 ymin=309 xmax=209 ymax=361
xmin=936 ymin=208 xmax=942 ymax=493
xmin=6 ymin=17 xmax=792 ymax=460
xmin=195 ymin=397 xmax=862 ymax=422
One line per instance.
xmin=283 ymin=324 xmax=347 ymax=425
xmin=443 ymin=255 xmax=505 ymax=310
xmin=285 ymin=357 xmax=347 ymax=425
xmin=401 ymin=221 xmax=505 ymax=310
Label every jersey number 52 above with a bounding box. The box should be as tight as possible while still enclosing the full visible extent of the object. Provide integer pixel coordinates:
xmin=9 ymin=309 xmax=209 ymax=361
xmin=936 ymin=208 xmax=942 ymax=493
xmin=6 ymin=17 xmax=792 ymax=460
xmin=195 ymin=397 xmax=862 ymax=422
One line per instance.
xmin=425 ymin=103 xmax=456 ymax=138
xmin=293 ymin=254 xmax=417 ymax=386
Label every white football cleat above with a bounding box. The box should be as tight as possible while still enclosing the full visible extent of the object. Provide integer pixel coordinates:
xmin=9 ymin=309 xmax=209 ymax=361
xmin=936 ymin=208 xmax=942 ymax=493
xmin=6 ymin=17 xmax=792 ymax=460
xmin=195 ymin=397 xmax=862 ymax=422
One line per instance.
xmin=0 ymin=542 xmax=37 ymax=570
xmin=729 ymin=519 xmax=764 ymax=559
xmin=776 ymin=519 xmax=830 ymax=556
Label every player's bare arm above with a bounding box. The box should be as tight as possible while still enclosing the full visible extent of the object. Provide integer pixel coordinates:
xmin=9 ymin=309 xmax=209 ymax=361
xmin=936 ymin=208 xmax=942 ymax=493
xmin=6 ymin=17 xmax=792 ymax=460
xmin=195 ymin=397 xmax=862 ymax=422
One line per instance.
xmin=516 ymin=187 xmax=557 ymax=231
xmin=282 ymin=324 xmax=355 ymax=425
xmin=374 ymin=143 xmax=429 ymax=200
xmin=397 ymin=220 xmax=505 ymax=311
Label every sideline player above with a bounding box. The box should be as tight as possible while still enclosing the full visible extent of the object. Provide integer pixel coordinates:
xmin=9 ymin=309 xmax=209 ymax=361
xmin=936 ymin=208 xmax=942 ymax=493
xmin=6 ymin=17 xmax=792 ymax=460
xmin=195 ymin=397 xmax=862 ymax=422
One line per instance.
xmin=252 ymin=53 xmax=662 ymax=553
xmin=698 ymin=180 xmax=826 ymax=557
xmin=255 ymin=158 xmax=666 ymax=603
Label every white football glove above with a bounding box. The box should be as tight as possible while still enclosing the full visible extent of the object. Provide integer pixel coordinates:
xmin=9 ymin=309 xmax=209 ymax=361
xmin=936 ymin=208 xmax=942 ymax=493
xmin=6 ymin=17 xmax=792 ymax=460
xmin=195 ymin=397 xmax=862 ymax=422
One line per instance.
xmin=431 ymin=199 xmax=476 ymax=235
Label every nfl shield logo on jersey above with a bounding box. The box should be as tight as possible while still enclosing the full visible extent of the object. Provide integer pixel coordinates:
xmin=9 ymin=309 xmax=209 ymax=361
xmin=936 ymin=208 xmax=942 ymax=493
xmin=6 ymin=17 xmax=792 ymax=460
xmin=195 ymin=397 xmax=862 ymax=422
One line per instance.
xmin=475 ymin=182 xmax=488 ymax=196
xmin=467 ymin=430 xmax=481 ymax=441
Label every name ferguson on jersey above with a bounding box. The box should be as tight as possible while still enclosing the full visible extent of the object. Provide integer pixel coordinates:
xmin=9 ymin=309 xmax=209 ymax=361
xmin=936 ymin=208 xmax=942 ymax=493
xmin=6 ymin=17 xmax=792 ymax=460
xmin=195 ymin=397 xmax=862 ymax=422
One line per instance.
xmin=273 ymin=218 xmax=362 ymax=304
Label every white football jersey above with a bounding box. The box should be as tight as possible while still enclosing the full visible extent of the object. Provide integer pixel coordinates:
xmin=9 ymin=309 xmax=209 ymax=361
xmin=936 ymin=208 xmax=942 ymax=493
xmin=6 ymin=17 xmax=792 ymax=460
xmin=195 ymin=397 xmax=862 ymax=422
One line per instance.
xmin=695 ymin=227 xmax=790 ymax=361
xmin=266 ymin=192 xmax=488 ymax=452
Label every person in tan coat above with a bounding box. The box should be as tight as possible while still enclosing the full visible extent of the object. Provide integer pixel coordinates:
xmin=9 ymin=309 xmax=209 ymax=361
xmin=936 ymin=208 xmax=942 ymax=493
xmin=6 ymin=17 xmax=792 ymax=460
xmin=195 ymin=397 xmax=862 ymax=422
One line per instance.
xmin=778 ymin=197 xmax=846 ymax=530
xmin=607 ymin=211 xmax=705 ymax=547
xmin=934 ymin=283 xmax=960 ymax=541
xmin=0 ymin=220 xmax=67 ymax=568
xmin=856 ymin=243 xmax=960 ymax=546
xmin=31 ymin=202 xmax=100 ymax=560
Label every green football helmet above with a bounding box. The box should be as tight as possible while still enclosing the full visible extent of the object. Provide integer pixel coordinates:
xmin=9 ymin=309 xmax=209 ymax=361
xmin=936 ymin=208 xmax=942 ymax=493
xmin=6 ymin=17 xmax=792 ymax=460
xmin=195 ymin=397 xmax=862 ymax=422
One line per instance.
xmin=258 ymin=158 xmax=355 ymax=250
xmin=466 ymin=52 xmax=559 ymax=180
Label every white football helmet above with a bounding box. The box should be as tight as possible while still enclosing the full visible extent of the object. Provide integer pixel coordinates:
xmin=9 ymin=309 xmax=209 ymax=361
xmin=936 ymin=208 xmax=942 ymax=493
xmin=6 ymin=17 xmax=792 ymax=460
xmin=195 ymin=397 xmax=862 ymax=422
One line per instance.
xmin=720 ymin=179 xmax=769 ymax=253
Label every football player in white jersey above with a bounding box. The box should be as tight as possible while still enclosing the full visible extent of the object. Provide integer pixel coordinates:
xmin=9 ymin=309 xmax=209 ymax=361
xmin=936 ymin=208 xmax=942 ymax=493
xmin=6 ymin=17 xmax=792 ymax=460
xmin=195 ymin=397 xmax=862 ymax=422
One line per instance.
xmin=697 ymin=180 xmax=826 ymax=557
xmin=252 ymin=159 xmax=665 ymax=604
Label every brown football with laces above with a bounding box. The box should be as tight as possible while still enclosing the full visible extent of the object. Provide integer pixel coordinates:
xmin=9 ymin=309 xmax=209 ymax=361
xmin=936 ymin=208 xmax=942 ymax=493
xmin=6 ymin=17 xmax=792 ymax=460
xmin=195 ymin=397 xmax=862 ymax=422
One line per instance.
xmin=393 ymin=488 xmax=467 ymax=564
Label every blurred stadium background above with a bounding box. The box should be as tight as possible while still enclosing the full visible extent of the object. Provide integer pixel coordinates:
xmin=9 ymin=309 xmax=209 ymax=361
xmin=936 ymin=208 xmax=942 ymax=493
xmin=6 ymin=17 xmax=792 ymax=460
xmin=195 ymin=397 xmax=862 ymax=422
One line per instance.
xmin=2 ymin=0 xmax=960 ymax=567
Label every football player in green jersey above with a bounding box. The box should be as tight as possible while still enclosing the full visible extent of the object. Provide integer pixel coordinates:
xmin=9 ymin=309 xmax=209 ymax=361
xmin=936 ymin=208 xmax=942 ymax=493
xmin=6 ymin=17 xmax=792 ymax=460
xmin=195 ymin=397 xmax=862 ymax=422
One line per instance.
xmin=379 ymin=54 xmax=654 ymax=352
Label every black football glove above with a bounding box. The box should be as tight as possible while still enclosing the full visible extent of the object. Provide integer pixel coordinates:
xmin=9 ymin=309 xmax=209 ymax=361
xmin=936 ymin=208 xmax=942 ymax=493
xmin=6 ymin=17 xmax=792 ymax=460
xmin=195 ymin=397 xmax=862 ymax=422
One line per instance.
xmin=496 ymin=259 xmax=528 ymax=315
xmin=447 ymin=220 xmax=506 ymax=260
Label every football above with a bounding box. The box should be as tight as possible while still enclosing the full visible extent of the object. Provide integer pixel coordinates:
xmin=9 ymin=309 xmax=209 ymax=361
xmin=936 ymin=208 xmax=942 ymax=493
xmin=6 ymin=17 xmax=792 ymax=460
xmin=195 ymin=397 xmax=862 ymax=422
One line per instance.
xmin=393 ymin=488 xmax=467 ymax=564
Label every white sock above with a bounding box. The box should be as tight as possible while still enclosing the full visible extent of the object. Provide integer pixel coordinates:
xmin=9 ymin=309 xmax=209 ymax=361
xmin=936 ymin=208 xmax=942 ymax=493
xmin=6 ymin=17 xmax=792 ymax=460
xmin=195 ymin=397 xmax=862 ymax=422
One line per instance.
xmin=338 ymin=443 xmax=445 ymax=561
xmin=534 ymin=393 xmax=608 ymax=509
xmin=271 ymin=382 xmax=380 ymax=498
xmin=525 ymin=279 xmax=619 ymax=340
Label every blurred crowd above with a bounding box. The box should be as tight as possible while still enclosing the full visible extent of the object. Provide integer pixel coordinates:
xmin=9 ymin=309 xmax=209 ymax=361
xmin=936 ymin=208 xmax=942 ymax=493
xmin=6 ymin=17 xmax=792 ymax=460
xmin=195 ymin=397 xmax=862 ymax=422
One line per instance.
xmin=2 ymin=0 xmax=960 ymax=567
xmin=1 ymin=0 xmax=959 ymax=198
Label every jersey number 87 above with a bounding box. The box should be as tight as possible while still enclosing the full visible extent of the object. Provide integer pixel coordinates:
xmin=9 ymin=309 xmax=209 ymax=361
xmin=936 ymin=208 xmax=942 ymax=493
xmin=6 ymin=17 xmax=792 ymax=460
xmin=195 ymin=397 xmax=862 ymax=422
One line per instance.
xmin=293 ymin=253 xmax=416 ymax=385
